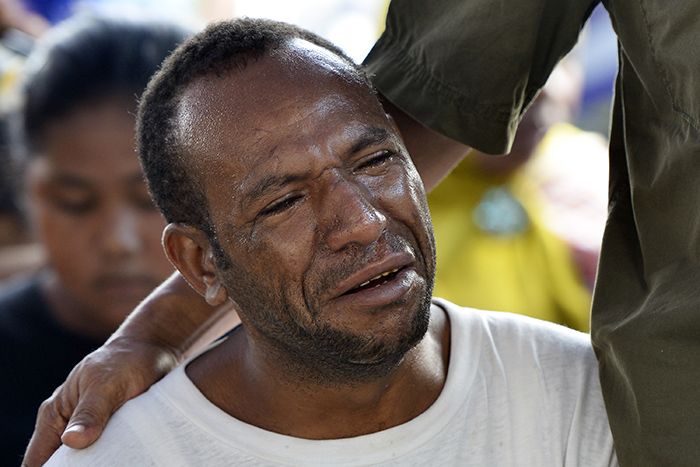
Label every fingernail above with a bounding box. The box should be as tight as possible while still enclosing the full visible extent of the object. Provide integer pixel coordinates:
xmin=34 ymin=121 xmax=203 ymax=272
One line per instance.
xmin=64 ymin=423 xmax=86 ymax=435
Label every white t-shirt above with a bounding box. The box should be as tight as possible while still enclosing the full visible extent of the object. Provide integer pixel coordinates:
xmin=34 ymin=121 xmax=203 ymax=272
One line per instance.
xmin=46 ymin=299 xmax=617 ymax=466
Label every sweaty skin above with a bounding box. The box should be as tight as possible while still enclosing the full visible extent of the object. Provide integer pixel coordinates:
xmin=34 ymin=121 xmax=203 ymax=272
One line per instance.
xmin=156 ymin=42 xmax=447 ymax=440
xmin=21 ymin=53 xmax=470 ymax=467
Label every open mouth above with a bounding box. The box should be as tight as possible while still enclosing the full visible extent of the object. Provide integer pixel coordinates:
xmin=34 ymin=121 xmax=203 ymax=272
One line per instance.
xmin=344 ymin=267 xmax=402 ymax=295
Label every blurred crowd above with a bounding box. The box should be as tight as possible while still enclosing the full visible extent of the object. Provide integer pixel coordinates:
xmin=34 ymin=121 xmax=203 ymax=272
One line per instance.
xmin=428 ymin=55 xmax=609 ymax=332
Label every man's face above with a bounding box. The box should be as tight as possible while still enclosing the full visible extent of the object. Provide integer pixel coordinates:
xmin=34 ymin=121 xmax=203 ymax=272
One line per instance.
xmin=177 ymin=41 xmax=436 ymax=382
xmin=27 ymin=98 xmax=174 ymax=338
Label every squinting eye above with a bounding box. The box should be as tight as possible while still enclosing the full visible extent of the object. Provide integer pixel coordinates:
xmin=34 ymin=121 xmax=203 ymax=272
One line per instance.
xmin=259 ymin=194 xmax=304 ymax=217
xmin=357 ymin=151 xmax=395 ymax=171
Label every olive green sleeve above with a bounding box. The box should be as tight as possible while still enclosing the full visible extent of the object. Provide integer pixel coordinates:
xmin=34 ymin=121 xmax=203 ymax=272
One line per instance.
xmin=363 ymin=0 xmax=598 ymax=154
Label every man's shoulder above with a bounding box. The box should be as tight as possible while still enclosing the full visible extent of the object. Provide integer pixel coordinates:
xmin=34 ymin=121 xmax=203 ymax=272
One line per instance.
xmin=434 ymin=297 xmax=590 ymax=340
xmin=46 ymin=357 xmax=239 ymax=466
xmin=45 ymin=374 xmax=180 ymax=466
xmin=432 ymin=298 xmax=615 ymax=466
xmin=433 ymin=297 xmax=596 ymax=372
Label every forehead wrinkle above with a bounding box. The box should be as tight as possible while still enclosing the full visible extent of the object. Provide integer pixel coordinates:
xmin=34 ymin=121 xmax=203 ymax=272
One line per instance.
xmin=240 ymin=160 xmax=338 ymax=206
xmin=239 ymin=144 xmax=283 ymax=202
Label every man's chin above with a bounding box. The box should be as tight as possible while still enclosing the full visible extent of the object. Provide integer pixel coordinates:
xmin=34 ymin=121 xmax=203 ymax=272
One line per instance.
xmin=320 ymin=299 xmax=431 ymax=380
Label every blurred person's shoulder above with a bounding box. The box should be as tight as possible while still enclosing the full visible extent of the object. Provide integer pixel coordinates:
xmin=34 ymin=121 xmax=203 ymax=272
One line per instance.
xmin=0 ymin=242 xmax=45 ymax=281
xmin=0 ymin=273 xmax=47 ymax=338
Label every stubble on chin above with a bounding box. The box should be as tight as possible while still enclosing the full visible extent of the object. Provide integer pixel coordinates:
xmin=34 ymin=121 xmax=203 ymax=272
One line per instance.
xmin=211 ymin=222 xmax=435 ymax=387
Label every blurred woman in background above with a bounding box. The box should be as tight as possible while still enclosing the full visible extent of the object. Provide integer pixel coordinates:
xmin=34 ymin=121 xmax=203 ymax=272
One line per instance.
xmin=0 ymin=14 xmax=191 ymax=464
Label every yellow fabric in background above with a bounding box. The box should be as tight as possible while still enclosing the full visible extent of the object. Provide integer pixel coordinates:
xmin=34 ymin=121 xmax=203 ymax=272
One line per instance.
xmin=427 ymin=157 xmax=592 ymax=332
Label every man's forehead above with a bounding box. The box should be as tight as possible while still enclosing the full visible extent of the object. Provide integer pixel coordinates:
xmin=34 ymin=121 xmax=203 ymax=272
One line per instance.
xmin=174 ymin=42 xmax=385 ymax=165
xmin=176 ymin=40 xmax=369 ymax=115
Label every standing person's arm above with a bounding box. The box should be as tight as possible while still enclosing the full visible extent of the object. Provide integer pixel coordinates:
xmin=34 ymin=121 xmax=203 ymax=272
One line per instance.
xmin=382 ymin=98 xmax=471 ymax=192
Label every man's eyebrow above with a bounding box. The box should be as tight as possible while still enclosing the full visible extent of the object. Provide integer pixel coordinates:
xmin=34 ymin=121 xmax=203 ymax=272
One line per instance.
xmin=244 ymin=173 xmax=306 ymax=204
xmin=244 ymin=126 xmax=393 ymax=203
xmin=348 ymin=126 xmax=392 ymax=156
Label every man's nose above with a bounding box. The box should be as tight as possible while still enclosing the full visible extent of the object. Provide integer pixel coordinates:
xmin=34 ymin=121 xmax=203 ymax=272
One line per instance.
xmin=320 ymin=174 xmax=387 ymax=251
xmin=98 ymin=205 xmax=142 ymax=257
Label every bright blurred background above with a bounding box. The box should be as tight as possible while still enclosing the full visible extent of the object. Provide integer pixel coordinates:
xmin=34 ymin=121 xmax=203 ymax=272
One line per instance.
xmin=10 ymin=0 xmax=617 ymax=137
xmin=2 ymin=0 xmax=618 ymax=324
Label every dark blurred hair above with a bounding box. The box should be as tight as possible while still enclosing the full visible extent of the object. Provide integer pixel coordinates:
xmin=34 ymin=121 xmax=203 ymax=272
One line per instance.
xmin=137 ymin=17 xmax=369 ymax=241
xmin=19 ymin=14 xmax=193 ymax=156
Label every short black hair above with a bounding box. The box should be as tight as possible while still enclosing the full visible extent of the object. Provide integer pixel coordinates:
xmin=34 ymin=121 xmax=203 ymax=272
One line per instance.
xmin=19 ymin=14 xmax=192 ymax=156
xmin=137 ymin=17 xmax=371 ymax=239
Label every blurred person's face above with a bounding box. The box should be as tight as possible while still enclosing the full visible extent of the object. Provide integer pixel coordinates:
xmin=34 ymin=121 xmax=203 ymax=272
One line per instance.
xmin=26 ymin=97 xmax=173 ymax=339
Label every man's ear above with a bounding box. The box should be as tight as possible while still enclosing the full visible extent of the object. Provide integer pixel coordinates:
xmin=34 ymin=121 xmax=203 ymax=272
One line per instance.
xmin=162 ymin=223 xmax=229 ymax=306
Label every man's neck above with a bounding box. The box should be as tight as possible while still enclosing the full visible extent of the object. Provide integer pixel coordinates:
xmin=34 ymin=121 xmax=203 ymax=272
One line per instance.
xmin=186 ymin=304 xmax=451 ymax=439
